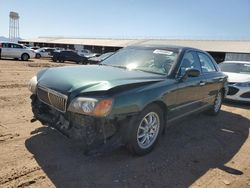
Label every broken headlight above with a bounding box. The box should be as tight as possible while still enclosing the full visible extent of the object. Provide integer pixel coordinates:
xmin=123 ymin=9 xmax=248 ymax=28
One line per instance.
xmin=28 ymin=76 xmax=37 ymax=94
xmin=68 ymin=97 xmax=113 ymax=117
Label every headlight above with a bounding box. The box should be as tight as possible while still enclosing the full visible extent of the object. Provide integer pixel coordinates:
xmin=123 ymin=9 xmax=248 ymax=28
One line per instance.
xmin=28 ymin=76 xmax=37 ymax=94
xmin=68 ymin=97 xmax=113 ymax=117
xmin=235 ymin=82 xmax=250 ymax=87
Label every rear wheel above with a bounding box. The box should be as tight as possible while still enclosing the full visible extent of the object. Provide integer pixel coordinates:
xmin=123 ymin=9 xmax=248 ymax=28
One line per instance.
xmin=127 ymin=104 xmax=164 ymax=155
xmin=207 ymin=90 xmax=223 ymax=115
xmin=21 ymin=53 xmax=29 ymax=61
xmin=36 ymin=53 xmax=41 ymax=59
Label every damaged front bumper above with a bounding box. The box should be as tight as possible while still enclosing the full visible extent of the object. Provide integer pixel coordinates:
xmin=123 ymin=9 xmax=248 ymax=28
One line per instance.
xmin=30 ymin=94 xmax=128 ymax=153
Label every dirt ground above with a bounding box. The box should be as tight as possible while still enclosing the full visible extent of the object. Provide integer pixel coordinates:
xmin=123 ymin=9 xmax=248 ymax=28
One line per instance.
xmin=0 ymin=58 xmax=249 ymax=188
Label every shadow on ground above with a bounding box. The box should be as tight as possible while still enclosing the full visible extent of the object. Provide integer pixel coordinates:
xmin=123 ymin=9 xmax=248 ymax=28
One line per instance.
xmin=25 ymin=109 xmax=250 ymax=187
xmin=223 ymin=100 xmax=250 ymax=110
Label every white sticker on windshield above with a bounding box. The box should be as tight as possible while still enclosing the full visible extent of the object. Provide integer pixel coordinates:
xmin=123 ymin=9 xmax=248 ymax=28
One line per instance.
xmin=244 ymin=64 xmax=250 ymax=67
xmin=153 ymin=49 xmax=173 ymax=55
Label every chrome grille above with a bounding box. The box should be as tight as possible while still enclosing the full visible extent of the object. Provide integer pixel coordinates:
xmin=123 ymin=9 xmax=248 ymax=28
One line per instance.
xmin=37 ymin=86 xmax=68 ymax=112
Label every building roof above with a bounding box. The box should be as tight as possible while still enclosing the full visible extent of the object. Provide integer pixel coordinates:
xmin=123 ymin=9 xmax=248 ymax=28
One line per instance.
xmin=19 ymin=37 xmax=250 ymax=53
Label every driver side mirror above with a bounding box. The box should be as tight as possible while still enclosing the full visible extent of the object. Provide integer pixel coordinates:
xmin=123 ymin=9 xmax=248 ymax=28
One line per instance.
xmin=179 ymin=68 xmax=200 ymax=81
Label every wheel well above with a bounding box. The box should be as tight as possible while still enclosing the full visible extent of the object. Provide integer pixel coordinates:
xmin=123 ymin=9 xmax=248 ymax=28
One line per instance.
xmin=221 ymin=87 xmax=226 ymax=99
xmin=144 ymin=101 xmax=168 ymax=128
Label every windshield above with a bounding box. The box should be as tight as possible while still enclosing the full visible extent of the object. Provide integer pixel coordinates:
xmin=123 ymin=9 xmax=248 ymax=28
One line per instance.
xmin=101 ymin=47 xmax=178 ymax=75
xmin=219 ymin=62 xmax=250 ymax=74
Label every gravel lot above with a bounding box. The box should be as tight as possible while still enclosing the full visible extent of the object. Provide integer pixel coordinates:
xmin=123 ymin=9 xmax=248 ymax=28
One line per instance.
xmin=0 ymin=58 xmax=249 ymax=188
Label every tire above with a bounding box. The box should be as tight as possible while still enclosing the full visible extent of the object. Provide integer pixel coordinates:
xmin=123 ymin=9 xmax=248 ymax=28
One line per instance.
xmin=52 ymin=58 xmax=57 ymax=62
xmin=207 ymin=90 xmax=223 ymax=116
xmin=58 ymin=56 xmax=65 ymax=63
xmin=21 ymin=53 xmax=30 ymax=61
xmin=127 ymin=104 xmax=164 ymax=155
xmin=36 ymin=53 xmax=41 ymax=59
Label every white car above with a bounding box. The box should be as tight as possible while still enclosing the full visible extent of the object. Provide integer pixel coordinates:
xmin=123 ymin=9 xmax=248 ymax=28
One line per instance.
xmin=0 ymin=42 xmax=35 ymax=61
xmin=77 ymin=49 xmax=99 ymax=58
xmin=219 ymin=61 xmax=250 ymax=102
xmin=34 ymin=47 xmax=55 ymax=58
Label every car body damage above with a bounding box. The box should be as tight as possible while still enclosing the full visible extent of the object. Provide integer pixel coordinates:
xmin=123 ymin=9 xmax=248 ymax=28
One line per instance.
xmin=30 ymin=65 xmax=165 ymax=152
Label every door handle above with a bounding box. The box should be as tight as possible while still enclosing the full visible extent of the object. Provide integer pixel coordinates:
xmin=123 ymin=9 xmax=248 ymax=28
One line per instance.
xmin=200 ymin=81 xmax=206 ymax=86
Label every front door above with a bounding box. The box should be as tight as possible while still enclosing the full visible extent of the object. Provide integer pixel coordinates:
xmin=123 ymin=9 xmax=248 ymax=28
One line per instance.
xmin=168 ymin=50 xmax=206 ymax=120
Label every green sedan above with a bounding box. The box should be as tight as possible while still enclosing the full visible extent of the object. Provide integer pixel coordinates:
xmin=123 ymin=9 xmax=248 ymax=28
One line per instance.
xmin=28 ymin=43 xmax=228 ymax=155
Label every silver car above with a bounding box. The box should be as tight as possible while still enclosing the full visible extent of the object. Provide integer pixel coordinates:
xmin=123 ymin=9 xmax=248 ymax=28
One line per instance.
xmin=0 ymin=42 xmax=35 ymax=61
xmin=219 ymin=61 xmax=250 ymax=102
xmin=34 ymin=47 xmax=55 ymax=58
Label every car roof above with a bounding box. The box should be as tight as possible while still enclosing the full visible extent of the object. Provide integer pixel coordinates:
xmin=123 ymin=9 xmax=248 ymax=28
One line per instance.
xmin=128 ymin=43 xmax=201 ymax=53
xmin=0 ymin=41 xmax=20 ymax=44
xmin=222 ymin=61 xmax=250 ymax=64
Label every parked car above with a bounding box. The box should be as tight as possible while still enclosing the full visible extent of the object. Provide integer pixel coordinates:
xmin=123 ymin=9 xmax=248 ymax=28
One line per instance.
xmin=29 ymin=44 xmax=228 ymax=155
xmin=30 ymin=46 xmax=40 ymax=50
xmin=219 ymin=61 xmax=250 ymax=102
xmin=35 ymin=47 xmax=56 ymax=58
xmin=0 ymin=41 xmax=35 ymax=61
xmin=52 ymin=50 xmax=88 ymax=64
xmin=88 ymin=52 xmax=114 ymax=64
xmin=78 ymin=49 xmax=100 ymax=58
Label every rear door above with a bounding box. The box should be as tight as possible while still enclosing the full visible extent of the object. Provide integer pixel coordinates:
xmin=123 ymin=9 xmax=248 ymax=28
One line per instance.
xmin=1 ymin=43 xmax=12 ymax=57
xmin=197 ymin=52 xmax=222 ymax=105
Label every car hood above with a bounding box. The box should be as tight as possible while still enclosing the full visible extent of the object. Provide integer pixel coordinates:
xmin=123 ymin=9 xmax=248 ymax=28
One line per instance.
xmin=37 ymin=65 xmax=165 ymax=94
xmin=223 ymin=72 xmax=250 ymax=83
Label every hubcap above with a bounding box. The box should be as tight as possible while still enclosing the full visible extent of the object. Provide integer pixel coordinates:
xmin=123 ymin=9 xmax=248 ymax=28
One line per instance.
xmin=137 ymin=112 xmax=160 ymax=149
xmin=214 ymin=92 xmax=222 ymax=112
xmin=23 ymin=54 xmax=28 ymax=60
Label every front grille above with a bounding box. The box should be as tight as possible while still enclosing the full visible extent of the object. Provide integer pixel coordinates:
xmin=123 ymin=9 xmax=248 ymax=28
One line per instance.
xmin=240 ymin=92 xmax=250 ymax=98
xmin=227 ymin=86 xmax=239 ymax=96
xmin=37 ymin=86 xmax=68 ymax=112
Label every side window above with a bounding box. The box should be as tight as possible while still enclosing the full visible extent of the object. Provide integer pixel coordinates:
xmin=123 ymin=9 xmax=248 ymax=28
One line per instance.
xmin=198 ymin=52 xmax=217 ymax=73
xmin=13 ymin=44 xmax=23 ymax=48
xmin=179 ymin=51 xmax=201 ymax=76
xmin=2 ymin=43 xmax=10 ymax=48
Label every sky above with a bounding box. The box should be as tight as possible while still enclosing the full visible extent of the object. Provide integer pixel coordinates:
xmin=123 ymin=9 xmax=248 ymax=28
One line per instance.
xmin=0 ymin=0 xmax=250 ymax=40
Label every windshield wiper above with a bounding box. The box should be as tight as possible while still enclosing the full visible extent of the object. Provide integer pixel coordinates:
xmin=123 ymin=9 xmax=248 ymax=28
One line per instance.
xmin=99 ymin=64 xmax=127 ymax=69
xmin=134 ymin=68 xmax=166 ymax=76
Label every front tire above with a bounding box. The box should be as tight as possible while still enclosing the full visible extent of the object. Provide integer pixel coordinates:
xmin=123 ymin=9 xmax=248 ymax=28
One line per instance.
xmin=127 ymin=104 xmax=164 ymax=155
xmin=21 ymin=53 xmax=30 ymax=61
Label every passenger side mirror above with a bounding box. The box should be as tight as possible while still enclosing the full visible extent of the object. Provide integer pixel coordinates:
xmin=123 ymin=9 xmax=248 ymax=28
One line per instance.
xmin=179 ymin=68 xmax=200 ymax=81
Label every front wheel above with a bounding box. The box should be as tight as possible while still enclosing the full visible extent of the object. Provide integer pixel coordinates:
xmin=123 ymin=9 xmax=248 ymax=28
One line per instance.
xmin=127 ymin=104 xmax=164 ymax=155
xmin=21 ymin=53 xmax=30 ymax=61
xmin=207 ymin=90 xmax=223 ymax=115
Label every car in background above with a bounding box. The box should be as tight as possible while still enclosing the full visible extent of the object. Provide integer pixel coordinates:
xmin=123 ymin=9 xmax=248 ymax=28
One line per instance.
xmin=78 ymin=49 xmax=100 ymax=58
xmin=35 ymin=47 xmax=56 ymax=58
xmin=0 ymin=41 xmax=35 ymax=61
xmin=29 ymin=44 xmax=228 ymax=155
xmin=30 ymin=46 xmax=40 ymax=50
xmin=88 ymin=52 xmax=114 ymax=64
xmin=52 ymin=50 xmax=88 ymax=64
xmin=219 ymin=61 xmax=250 ymax=102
